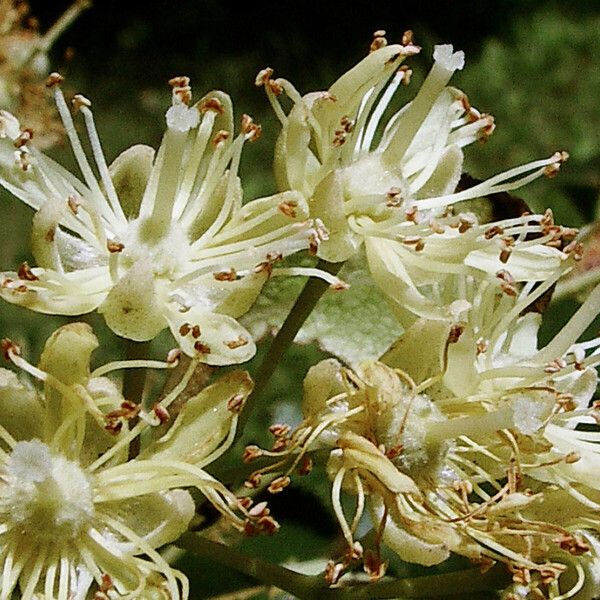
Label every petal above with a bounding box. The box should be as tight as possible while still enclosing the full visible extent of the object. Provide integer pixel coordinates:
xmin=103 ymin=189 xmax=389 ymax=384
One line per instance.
xmin=302 ymin=359 xmax=345 ymax=418
xmin=0 ymin=368 xmax=44 ymax=440
xmin=142 ymin=370 xmax=253 ymax=463
xmin=0 ymin=266 xmax=109 ymax=315
xmin=166 ymin=305 xmax=256 ymax=364
xmin=98 ymin=262 xmax=167 ymax=342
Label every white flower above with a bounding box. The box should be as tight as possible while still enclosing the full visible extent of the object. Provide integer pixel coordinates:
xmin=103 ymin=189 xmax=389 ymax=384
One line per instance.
xmin=0 ymin=75 xmax=329 ymax=364
xmin=0 ymin=323 xmax=269 ymax=599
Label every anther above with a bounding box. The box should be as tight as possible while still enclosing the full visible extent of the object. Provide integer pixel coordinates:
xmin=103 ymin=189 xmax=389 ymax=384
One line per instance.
xmin=268 ymin=476 xmax=290 ymax=494
xmin=1 ymin=338 xmax=21 ymax=361
xmin=178 ymin=323 xmax=191 ymax=337
xmin=106 ymin=240 xmax=124 ymax=253
xmin=67 ymin=194 xmax=80 ymax=214
xmin=18 ymin=262 xmax=39 ymax=281
xmin=212 ymin=130 xmax=230 ymax=146
xmin=255 ymin=67 xmax=274 ymax=87
xmin=227 ymin=393 xmax=246 ymax=413
xmin=194 ymin=340 xmax=211 ymax=354
xmin=199 ymin=98 xmax=224 ymax=114
xmin=224 ymin=336 xmax=249 ymax=350
xmin=191 ymin=325 xmax=201 ymax=339
xmin=278 ymin=199 xmax=298 ymax=218
xmin=213 ymin=269 xmax=237 ymax=281
xmin=14 ymin=128 xmax=33 ymax=148
xmin=46 ymin=72 xmax=65 ymax=87
xmin=152 ymin=404 xmax=170 ymax=425
xmin=71 ymin=94 xmax=91 ymax=112
xmin=543 ymin=151 xmax=569 ymax=178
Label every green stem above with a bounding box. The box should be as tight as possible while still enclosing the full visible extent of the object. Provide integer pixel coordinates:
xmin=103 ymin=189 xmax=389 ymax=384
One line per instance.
xmin=122 ymin=338 xmax=150 ymax=459
xmin=177 ymin=533 xmax=508 ymax=600
xmin=241 ymin=258 xmax=342 ymax=428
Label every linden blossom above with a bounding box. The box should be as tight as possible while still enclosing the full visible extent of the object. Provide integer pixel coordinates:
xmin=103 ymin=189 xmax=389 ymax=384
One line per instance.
xmin=0 ymin=75 xmax=339 ymax=365
xmin=0 ymin=324 xmax=276 ymax=599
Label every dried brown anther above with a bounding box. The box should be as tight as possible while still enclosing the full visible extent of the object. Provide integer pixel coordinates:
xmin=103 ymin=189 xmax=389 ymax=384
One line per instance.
xmin=18 ymin=262 xmax=38 ymax=281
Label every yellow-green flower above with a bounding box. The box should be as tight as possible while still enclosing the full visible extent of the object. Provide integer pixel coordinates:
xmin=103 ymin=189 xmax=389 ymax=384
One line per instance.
xmin=0 ymin=76 xmax=329 ymax=364
xmin=0 ymin=323 xmax=263 ymax=599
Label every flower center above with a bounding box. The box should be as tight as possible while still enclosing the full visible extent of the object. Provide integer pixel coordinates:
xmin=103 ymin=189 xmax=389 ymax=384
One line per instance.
xmin=2 ymin=440 xmax=93 ymax=540
xmin=121 ymin=217 xmax=191 ymax=278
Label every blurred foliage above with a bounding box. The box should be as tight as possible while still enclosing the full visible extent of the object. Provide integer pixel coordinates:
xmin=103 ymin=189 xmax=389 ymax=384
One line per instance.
xmin=1 ymin=1 xmax=600 ymax=596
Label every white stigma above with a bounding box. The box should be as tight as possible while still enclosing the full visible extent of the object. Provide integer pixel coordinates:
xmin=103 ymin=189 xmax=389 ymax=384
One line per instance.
xmin=166 ymin=103 xmax=200 ymax=132
xmin=3 ymin=440 xmax=94 ymax=540
xmin=432 ymin=44 xmax=465 ymax=71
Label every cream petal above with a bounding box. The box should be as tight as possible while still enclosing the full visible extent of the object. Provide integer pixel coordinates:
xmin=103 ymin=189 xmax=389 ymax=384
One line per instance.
xmin=98 ymin=262 xmax=167 ymax=342
xmin=0 ymin=368 xmax=43 ymax=441
xmin=166 ymin=305 xmax=256 ymax=364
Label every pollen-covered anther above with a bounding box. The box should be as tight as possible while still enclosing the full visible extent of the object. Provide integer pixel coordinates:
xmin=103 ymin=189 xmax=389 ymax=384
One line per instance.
xmin=268 ymin=79 xmax=283 ymax=96
xmin=402 ymin=236 xmax=425 ymax=251
xmin=496 ymin=269 xmax=517 ymax=296
xmin=557 ymin=533 xmax=590 ymax=556
xmin=278 ymin=199 xmax=298 ymax=218
xmin=71 ymin=94 xmax=91 ymax=112
xmin=152 ymin=404 xmax=170 ymax=425
xmin=257 ymin=514 xmax=280 ymax=535
xmin=241 ymin=114 xmax=262 ymax=142
xmin=255 ymin=67 xmax=274 ymax=87
xmin=237 ymin=496 xmax=253 ymax=510
xmin=17 ymin=261 xmax=39 ymax=281
xmin=563 ymin=241 xmax=584 ymax=261
xmin=191 ymin=325 xmax=201 ymax=339
xmin=194 ymin=340 xmax=211 ymax=355
xmin=370 ymin=29 xmax=388 ymax=53
xmin=178 ymin=322 xmax=191 ymax=337
xmin=556 ymin=392 xmax=576 ymax=412
xmin=199 ymin=97 xmax=225 ymax=114
xmin=268 ymin=476 xmax=290 ymax=494
xmin=243 ymin=446 xmax=262 ymax=463
xmin=398 ymin=64 xmax=412 ymax=86
xmin=106 ymin=239 xmax=124 ymax=253
xmin=499 ymin=238 xmax=514 ymax=264
xmin=166 ymin=347 xmax=181 ymax=365
xmin=227 ymin=394 xmax=246 ymax=414
xmin=224 ymin=335 xmax=249 ymax=350
xmin=544 ymin=358 xmax=567 ymax=373
xmin=1 ymin=338 xmax=21 ymax=361
xmin=99 ymin=574 xmax=114 ymax=594
xmin=212 ymin=129 xmax=230 ymax=146
xmin=45 ymin=72 xmax=65 ymax=87
xmin=543 ymin=151 xmax=569 ymax=178
xmin=14 ymin=128 xmax=33 ymax=148
xmin=67 ymin=194 xmax=80 ymax=214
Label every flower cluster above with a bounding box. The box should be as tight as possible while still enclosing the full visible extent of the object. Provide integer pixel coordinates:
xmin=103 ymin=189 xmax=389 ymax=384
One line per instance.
xmin=0 ymin=23 xmax=597 ymax=600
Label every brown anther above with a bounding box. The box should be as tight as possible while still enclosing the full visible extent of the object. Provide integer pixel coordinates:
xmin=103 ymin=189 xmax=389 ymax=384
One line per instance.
xmin=398 ymin=65 xmax=412 ymax=86
xmin=106 ymin=240 xmax=124 ymax=253
xmin=241 ymin=114 xmax=262 ymax=142
xmin=370 ymin=29 xmax=387 ymax=53
xmin=238 ymin=496 xmax=253 ymax=510
xmin=405 ymin=205 xmax=418 ymax=222
xmin=543 ymin=151 xmax=569 ymax=178
xmin=244 ymin=472 xmax=262 ymax=488
xmin=15 ymin=150 xmax=31 ymax=172
xmin=401 ymin=30 xmax=414 ymax=46
xmin=254 ymin=252 xmax=283 ymax=277
xmin=191 ymin=324 xmax=201 ymax=339
xmin=558 ymin=533 xmax=590 ymax=555
xmin=385 ymin=444 xmax=403 ymax=460
xmin=14 ymin=128 xmax=33 ymax=148
xmin=152 ymin=404 xmax=170 ymax=425
xmin=243 ymin=445 xmax=263 ymax=463
xmin=267 ymin=79 xmax=283 ymax=96
xmin=166 ymin=347 xmax=181 ymax=365
xmin=271 ymin=437 xmax=289 ymax=452
xmin=178 ymin=322 xmax=191 ymax=337
xmin=386 ymin=186 xmax=402 ymax=207
xmin=499 ymin=247 xmax=512 ymax=264
xmin=106 ymin=400 xmax=140 ymax=421
xmin=194 ymin=341 xmax=211 ymax=354
xmin=213 ymin=269 xmax=237 ymax=281
xmin=224 ymin=336 xmax=249 ymax=350
xmin=325 ymin=561 xmax=344 ymax=585
xmin=458 ymin=214 xmax=477 ymax=233
xmin=477 ymin=114 xmax=495 ymax=141
xmin=104 ymin=419 xmax=123 ymax=435
xmin=18 ymin=262 xmax=38 ymax=281
xmin=93 ymin=593 xmax=109 ymax=600
xmin=363 ymin=549 xmax=387 ymax=581
xmin=564 ymin=451 xmax=581 ymax=464
xmin=429 ymin=219 xmax=445 ymax=234
xmin=268 ymin=476 xmax=290 ymax=494
xmin=199 ymin=97 xmax=224 ymax=114
xmin=212 ymin=130 xmax=230 ymax=146
xmin=544 ymin=358 xmax=567 ymax=374
xmin=448 ymin=323 xmax=465 ymax=344
xmin=67 ymin=194 xmax=80 ymax=214
xmin=46 ymin=72 xmax=65 ymax=87
xmin=476 ymin=338 xmax=489 ymax=355
xmin=1 ymin=338 xmax=21 ymax=361
xmin=402 ymin=236 xmax=424 ymax=251
xmin=309 ymin=234 xmax=319 ymax=256
xmin=330 ymin=279 xmax=350 ymax=291
xmin=100 ymin=573 xmax=114 ymax=593
xmin=168 ymin=76 xmax=190 ymax=89
xmin=557 ymin=393 xmax=576 ymax=412
xmin=347 ymin=541 xmax=363 ymax=561
xmin=255 ymin=67 xmax=274 ymax=87
xmin=269 ymin=423 xmax=291 ymax=438
xmin=45 ymin=226 xmax=55 ymax=242
xmin=71 ymin=94 xmax=91 ymax=112
xmin=257 ymin=514 xmax=280 ymax=535
xmin=484 ymin=225 xmax=504 ymax=239
xmin=227 ymin=392 xmax=246 ymax=413
xmin=564 ymin=241 xmax=584 ymax=261
xmin=15 ymin=284 xmax=28 ymax=293
xmin=278 ymin=199 xmax=298 ymax=218
xmin=298 ymin=455 xmax=313 ymax=476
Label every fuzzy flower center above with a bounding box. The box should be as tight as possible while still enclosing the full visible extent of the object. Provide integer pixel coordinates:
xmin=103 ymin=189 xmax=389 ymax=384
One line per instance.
xmin=2 ymin=440 xmax=93 ymax=540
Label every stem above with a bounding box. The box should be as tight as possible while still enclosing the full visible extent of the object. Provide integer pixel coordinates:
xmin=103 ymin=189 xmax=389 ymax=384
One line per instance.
xmin=241 ymin=259 xmax=342 ymax=429
xmin=177 ymin=533 xmax=508 ymax=600
xmin=122 ymin=338 xmax=150 ymax=459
